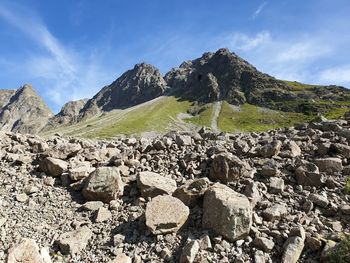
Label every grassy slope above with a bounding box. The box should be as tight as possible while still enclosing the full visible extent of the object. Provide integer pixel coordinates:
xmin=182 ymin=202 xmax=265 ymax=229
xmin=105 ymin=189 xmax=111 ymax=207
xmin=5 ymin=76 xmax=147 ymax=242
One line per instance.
xmin=187 ymin=104 xmax=214 ymax=128
xmin=218 ymin=101 xmax=310 ymax=133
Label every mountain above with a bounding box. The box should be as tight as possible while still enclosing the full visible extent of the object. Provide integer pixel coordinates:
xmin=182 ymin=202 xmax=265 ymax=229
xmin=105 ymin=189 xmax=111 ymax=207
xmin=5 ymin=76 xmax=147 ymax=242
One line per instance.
xmin=2 ymin=48 xmax=350 ymax=137
xmin=0 ymin=84 xmax=53 ymax=133
xmin=79 ymin=63 xmax=168 ymax=120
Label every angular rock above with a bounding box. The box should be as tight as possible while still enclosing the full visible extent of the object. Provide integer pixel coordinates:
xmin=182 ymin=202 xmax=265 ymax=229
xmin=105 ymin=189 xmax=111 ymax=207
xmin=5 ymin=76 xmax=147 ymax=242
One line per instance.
xmin=262 ymin=204 xmax=287 ymax=221
xmin=295 ymin=162 xmax=324 ymax=187
xmin=7 ymin=238 xmax=51 ymax=263
xmin=50 ymin=143 xmax=82 ymax=159
xmin=280 ymin=140 xmax=302 ymax=158
xmin=257 ymin=140 xmax=282 ymax=158
xmin=38 ymin=157 xmax=68 ymax=177
xmin=269 ymin=177 xmax=284 ymax=194
xmin=94 ymin=207 xmax=112 ymax=223
xmin=69 ymin=162 xmax=94 ymax=181
xmin=82 ymin=201 xmax=104 ymax=211
xmin=313 ymin=158 xmax=343 ymax=173
xmin=176 ymin=135 xmax=192 ymax=146
xmin=57 ymin=226 xmax=93 ymax=255
xmin=83 ymin=167 xmax=124 ymax=203
xmin=209 ymin=153 xmax=251 ymax=183
xmin=253 ymin=237 xmax=275 ymax=252
xmin=180 ymin=240 xmax=200 ymax=263
xmin=173 ymin=178 xmax=210 ymax=207
xmin=202 ymin=183 xmax=252 ymax=241
xmin=281 ymin=236 xmax=305 ymax=263
xmin=308 ymin=193 xmax=329 ymax=208
xmin=137 ymin=171 xmax=177 ymax=199
xmin=145 ymin=195 xmax=189 ymax=234
xmin=110 ymin=254 xmax=132 ymax=263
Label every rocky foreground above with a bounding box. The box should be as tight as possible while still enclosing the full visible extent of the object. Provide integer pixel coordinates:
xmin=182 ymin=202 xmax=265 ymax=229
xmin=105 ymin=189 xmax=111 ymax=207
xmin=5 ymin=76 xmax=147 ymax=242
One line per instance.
xmin=1 ymin=115 xmax=350 ymax=263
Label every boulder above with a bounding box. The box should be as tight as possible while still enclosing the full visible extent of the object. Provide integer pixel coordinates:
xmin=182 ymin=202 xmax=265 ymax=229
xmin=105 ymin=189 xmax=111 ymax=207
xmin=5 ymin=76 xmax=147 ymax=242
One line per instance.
xmin=280 ymin=140 xmax=302 ymax=158
xmin=313 ymin=158 xmax=343 ymax=173
xmin=257 ymin=140 xmax=282 ymax=158
xmin=57 ymin=226 xmax=93 ymax=255
xmin=295 ymin=162 xmax=324 ymax=187
xmin=50 ymin=142 xmax=82 ymax=159
xmin=269 ymin=177 xmax=284 ymax=194
xmin=173 ymin=178 xmax=210 ymax=207
xmin=308 ymin=193 xmax=329 ymax=208
xmin=202 ymin=183 xmax=252 ymax=241
xmin=209 ymin=153 xmax=251 ymax=183
xmin=7 ymin=238 xmax=51 ymax=263
xmin=145 ymin=195 xmax=189 ymax=235
xmin=281 ymin=231 xmax=305 ymax=263
xmin=262 ymin=204 xmax=287 ymax=221
xmin=180 ymin=240 xmax=200 ymax=263
xmin=137 ymin=171 xmax=177 ymax=199
xmin=253 ymin=237 xmax=275 ymax=252
xmin=69 ymin=162 xmax=94 ymax=181
xmin=83 ymin=167 xmax=124 ymax=203
xmin=38 ymin=157 xmax=68 ymax=177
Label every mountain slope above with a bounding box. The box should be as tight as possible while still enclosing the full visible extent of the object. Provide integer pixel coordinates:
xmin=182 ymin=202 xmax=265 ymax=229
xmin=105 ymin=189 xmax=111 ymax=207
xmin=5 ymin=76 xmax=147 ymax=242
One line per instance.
xmin=0 ymin=84 xmax=53 ymax=133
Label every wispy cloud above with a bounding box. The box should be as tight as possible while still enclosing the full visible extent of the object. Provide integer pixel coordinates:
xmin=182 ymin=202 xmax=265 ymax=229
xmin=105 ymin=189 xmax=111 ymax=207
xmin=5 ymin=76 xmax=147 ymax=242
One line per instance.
xmin=226 ymin=31 xmax=271 ymax=51
xmin=0 ymin=2 xmax=113 ymax=112
xmin=251 ymin=2 xmax=267 ymax=20
xmin=319 ymin=65 xmax=350 ymax=84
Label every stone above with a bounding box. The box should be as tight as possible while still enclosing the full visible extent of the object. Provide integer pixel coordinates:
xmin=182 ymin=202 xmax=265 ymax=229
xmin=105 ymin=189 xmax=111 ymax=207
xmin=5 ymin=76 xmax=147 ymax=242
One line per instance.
xmin=280 ymin=140 xmax=302 ymax=158
xmin=15 ymin=193 xmax=28 ymax=203
xmin=262 ymin=204 xmax=287 ymax=221
xmin=202 ymin=183 xmax=252 ymax=241
xmin=281 ymin=236 xmax=305 ymax=263
xmin=173 ymin=178 xmax=210 ymax=207
xmin=180 ymin=240 xmax=200 ymax=263
xmin=176 ymin=135 xmax=192 ymax=146
xmin=269 ymin=177 xmax=284 ymax=194
xmin=253 ymin=237 xmax=275 ymax=252
xmin=330 ymin=143 xmax=350 ymax=158
xmin=244 ymin=181 xmax=261 ymax=206
xmin=137 ymin=171 xmax=177 ymax=199
xmin=209 ymin=153 xmax=251 ymax=183
xmin=57 ymin=226 xmax=93 ymax=255
xmin=199 ymin=235 xmax=212 ymax=250
xmin=306 ymin=236 xmax=322 ymax=251
xmin=257 ymin=140 xmax=282 ymax=158
xmin=82 ymin=201 xmax=104 ymax=211
xmin=7 ymin=238 xmax=51 ymax=263
xmin=50 ymin=142 xmax=82 ymax=159
xmin=308 ymin=193 xmax=329 ymax=208
xmin=145 ymin=195 xmax=189 ymax=235
xmin=94 ymin=207 xmax=112 ymax=223
xmin=69 ymin=162 xmax=94 ymax=181
xmin=313 ymin=158 xmax=343 ymax=173
xmin=38 ymin=157 xmax=68 ymax=177
xmin=83 ymin=167 xmax=124 ymax=203
xmin=110 ymin=254 xmax=132 ymax=263
xmin=254 ymin=250 xmax=266 ymax=263
xmin=295 ymin=162 xmax=324 ymax=187
xmin=23 ymin=186 xmax=39 ymax=195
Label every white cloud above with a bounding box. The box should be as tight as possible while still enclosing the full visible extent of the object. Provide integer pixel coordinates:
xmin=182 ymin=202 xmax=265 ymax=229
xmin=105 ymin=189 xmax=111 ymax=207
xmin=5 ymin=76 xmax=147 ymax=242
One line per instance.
xmin=251 ymin=2 xmax=267 ymax=20
xmin=227 ymin=31 xmax=271 ymax=51
xmin=319 ymin=65 xmax=350 ymax=84
xmin=0 ymin=2 xmax=113 ymax=111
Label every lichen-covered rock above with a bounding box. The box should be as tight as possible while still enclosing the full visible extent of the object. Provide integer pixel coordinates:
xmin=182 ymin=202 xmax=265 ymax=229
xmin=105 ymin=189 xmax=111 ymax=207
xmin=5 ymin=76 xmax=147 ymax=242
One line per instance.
xmin=202 ymin=183 xmax=252 ymax=241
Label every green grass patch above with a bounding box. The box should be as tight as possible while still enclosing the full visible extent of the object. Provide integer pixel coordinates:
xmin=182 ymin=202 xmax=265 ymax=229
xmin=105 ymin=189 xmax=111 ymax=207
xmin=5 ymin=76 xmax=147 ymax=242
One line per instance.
xmin=89 ymin=96 xmax=192 ymax=137
xmin=345 ymin=177 xmax=350 ymax=194
xmin=326 ymin=234 xmax=350 ymax=263
xmin=187 ymin=104 xmax=214 ymax=127
xmin=218 ymin=101 xmax=310 ymax=132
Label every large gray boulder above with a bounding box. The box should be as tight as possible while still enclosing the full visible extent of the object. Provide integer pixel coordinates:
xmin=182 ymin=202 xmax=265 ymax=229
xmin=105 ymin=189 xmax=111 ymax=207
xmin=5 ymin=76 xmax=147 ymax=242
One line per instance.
xmin=145 ymin=195 xmax=189 ymax=235
xmin=202 ymin=183 xmax=252 ymax=241
xmin=137 ymin=171 xmax=177 ymax=199
xmin=209 ymin=153 xmax=252 ymax=183
xmin=82 ymin=167 xmax=124 ymax=203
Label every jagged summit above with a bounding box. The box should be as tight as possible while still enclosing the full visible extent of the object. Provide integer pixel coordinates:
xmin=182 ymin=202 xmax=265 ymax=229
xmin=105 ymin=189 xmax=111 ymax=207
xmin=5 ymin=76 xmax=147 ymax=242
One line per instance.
xmin=79 ymin=62 xmax=168 ymax=119
xmin=165 ymin=48 xmax=292 ymax=105
xmin=0 ymin=84 xmax=53 ymax=133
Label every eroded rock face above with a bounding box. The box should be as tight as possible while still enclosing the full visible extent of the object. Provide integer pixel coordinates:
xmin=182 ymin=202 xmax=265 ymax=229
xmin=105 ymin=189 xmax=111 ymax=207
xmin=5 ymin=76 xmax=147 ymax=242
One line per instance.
xmin=202 ymin=183 xmax=252 ymax=241
xmin=145 ymin=195 xmax=189 ymax=234
xmin=82 ymin=167 xmax=124 ymax=203
xmin=209 ymin=153 xmax=251 ymax=183
xmin=137 ymin=171 xmax=177 ymax=199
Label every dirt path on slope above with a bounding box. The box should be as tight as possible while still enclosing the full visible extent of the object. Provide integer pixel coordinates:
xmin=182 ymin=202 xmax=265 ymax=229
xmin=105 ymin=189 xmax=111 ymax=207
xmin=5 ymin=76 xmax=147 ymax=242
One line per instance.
xmin=211 ymin=101 xmax=222 ymax=132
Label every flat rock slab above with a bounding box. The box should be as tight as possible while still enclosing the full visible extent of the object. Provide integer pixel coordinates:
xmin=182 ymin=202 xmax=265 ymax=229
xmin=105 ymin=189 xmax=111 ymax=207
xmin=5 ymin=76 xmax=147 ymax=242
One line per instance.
xmin=145 ymin=195 xmax=189 ymax=235
xmin=57 ymin=226 xmax=93 ymax=255
xmin=202 ymin=183 xmax=252 ymax=241
xmin=137 ymin=171 xmax=177 ymax=199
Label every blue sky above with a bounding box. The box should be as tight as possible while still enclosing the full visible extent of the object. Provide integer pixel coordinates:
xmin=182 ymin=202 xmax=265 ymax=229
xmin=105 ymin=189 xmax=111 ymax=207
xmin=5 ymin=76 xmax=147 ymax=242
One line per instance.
xmin=0 ymin=0 xmax=350 ymax=112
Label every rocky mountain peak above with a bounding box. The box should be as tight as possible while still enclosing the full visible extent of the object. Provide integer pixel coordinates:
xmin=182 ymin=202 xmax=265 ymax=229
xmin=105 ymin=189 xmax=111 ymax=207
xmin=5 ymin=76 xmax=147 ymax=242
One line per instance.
xmin=79 ymin=63 xmax=167 ymax=119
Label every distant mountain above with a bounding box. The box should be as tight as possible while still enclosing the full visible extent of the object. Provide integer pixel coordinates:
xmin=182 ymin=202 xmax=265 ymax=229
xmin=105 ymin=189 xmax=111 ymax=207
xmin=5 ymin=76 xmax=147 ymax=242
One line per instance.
xmin=79 ymin=63 xmax=168 ymax=120
xmin=0 ymin=84 xmax=53 ymax=133
xmin=2 ymin=48 xmax=350 ymax=136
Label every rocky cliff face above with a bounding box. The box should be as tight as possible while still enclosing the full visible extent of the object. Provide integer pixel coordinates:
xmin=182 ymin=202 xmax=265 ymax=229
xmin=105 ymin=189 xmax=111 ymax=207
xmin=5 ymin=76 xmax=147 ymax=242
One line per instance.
xmin=79 ymin=63 xmax=168 ymax=119
xmin=0 ymin=84 xmax=53 ymax=133
xmin=46 ymin=99 xmax=88 ymax=127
